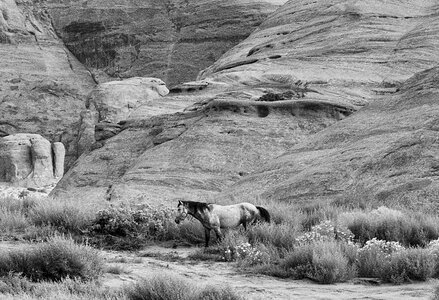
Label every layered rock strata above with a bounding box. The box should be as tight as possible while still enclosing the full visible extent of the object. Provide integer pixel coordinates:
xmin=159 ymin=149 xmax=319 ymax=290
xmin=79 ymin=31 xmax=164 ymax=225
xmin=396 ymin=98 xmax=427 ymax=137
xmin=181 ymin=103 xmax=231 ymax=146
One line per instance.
xmin=0 ymin=0 xmax=95 ymax=168
xmin=50 ymin=0 xmax=439 ymax=210
xmin=45 ymin=0 xmax=287 ymax=86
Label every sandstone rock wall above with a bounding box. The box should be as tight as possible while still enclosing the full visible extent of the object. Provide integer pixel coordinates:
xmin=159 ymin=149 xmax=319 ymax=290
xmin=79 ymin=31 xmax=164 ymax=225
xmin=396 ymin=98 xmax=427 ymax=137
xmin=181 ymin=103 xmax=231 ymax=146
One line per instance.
xmin=51 ymin=0 xmax=439 ymax=209
xmin=0 ymin=134 xmax=65 ymax=187
xmin=0 ymin=0 xmax=96 ymax=168
xmin=45 ymin=0 xmax=286 ymax=86
xmin=222 ymin=66 xmax=439 ymax=211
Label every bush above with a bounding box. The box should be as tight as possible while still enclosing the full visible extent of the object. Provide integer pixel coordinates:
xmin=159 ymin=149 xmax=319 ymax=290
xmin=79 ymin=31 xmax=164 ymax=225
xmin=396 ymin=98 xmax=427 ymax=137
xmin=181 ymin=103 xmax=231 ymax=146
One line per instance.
xmin=195 ymin=285 xmax=245 ymax=300
xmin=29 ymin=198 xmax=95 ymax=235
xmin=299 ymin=203 xmax=338 ymax=230
xmin=356 ymin=238 xmax=434 ymax=283
xmin=381 ymin=248 xmax=434 ymax=283
xmin=246 ymin=222 xmax=299 ymax=251
xmin=295 ymin=220 xmax=354 ymax=245
xmin=0 ymin=275 xmax=124 ymax=299
xmin=124 ymin=274 xmax=245 ymax=300
xmin=339 ymin=206 xmax=439 ymax=246
xmin=428 ymin=238 xmax=439 ymax=277
xmin=0 ymin=207 xmax=30 ymax=235
xmin=0 ymin=235 xmax=103 ymax=282
xmin=357 ymin=238 xmax=404 ymax=278
xmin=89 ymin=204 xmax=180 ymax=250
xmin=279 ymin=240 xmax=356 ymax=283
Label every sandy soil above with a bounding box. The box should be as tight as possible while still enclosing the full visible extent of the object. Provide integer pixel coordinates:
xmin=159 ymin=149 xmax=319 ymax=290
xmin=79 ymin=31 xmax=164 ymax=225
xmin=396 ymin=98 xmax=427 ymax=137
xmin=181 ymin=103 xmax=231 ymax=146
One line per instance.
xmin=102 ymin=245 xmax=437 ymax=300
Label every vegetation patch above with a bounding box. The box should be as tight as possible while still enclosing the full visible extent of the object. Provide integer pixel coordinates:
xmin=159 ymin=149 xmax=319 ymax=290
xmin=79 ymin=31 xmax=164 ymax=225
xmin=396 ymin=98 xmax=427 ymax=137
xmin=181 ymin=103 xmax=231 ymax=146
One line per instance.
xmin=0 ymin=235 xmax=103 ymax=282
xmin=125 ymin=274 xmax=245 ymax=300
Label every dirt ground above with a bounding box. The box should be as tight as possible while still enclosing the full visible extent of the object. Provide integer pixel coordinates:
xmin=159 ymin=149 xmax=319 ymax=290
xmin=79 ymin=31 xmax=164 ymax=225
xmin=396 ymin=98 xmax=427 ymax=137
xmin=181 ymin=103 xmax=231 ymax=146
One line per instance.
xmin=102 ymin=245 xmax=437 ymax=300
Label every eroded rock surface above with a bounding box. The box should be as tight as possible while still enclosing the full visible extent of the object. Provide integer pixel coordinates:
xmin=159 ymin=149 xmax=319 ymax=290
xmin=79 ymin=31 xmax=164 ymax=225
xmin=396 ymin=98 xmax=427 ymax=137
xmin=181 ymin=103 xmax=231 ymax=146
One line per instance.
xmin=50 ymin=0 xmax=439 ymax=210
xmin=0 ymin=0 xmax=95 ymax=167
xmin=0 ymin=134 xmax=65 ymax=188
xmin=220 ymin=66 xmax=439 ymax=211
xmin=46 ymin=0 xmax=287 ymax=86
xmin=88 ymin=77 xmax=169 ymax=124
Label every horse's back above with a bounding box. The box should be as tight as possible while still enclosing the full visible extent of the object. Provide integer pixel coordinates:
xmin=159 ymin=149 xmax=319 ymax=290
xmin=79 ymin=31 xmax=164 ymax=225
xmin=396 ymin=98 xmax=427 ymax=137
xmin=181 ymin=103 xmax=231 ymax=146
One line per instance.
xmin=210 ymin=203 xmax=248 ymax=228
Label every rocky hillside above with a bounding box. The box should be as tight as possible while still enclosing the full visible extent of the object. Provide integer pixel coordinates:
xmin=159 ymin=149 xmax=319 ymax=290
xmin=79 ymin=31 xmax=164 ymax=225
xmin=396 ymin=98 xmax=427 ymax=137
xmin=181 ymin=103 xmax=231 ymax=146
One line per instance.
xmin=51 ymin=0 xmax=439 ymax=210
xmin=0 ymin=0 xmax=286 ymax=172
xmin=0 ymin=0 xmax=95 ymax=167
xmin=45 ymin=0 xmax=286 ymax=86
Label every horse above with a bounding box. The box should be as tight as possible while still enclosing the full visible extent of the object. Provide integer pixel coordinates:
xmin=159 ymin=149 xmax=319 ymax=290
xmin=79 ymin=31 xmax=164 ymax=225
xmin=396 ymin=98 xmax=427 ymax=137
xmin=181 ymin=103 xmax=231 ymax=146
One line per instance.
xmin=174 ymin=200 xmax=270 ymax=247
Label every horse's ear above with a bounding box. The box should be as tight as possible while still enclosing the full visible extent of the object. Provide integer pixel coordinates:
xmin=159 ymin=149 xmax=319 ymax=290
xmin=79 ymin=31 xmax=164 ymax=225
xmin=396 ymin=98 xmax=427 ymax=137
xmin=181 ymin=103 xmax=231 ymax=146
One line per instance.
xmin=178 ymin=200 xmax=182 ymax=206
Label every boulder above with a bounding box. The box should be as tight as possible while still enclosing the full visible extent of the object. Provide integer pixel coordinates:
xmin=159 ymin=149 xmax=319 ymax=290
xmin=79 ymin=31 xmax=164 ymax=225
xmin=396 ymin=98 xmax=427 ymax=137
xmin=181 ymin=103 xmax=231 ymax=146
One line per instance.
xmin=87 ymin=77 xmax=169 ymax=124
xmin=0 ymin=134 xmax=65 ymax=188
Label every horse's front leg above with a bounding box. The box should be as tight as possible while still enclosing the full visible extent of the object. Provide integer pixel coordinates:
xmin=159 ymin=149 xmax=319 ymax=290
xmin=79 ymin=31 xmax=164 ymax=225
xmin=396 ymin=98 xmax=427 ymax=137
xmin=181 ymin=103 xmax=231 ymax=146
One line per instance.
xmin=204 ymin=227 xmax=211 ymax=248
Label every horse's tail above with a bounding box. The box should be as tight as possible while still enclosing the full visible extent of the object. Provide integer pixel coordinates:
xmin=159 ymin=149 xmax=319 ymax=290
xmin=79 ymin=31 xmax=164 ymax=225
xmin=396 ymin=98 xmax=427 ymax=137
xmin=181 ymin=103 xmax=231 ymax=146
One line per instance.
xmin=256 ymin=206 xmax=271 ymax=223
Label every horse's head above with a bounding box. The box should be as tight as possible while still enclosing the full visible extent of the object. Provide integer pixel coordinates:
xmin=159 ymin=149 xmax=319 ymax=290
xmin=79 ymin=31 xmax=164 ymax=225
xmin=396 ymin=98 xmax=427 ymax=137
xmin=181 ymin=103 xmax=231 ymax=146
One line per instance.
xmin=175 ymin=200 xmax=188 ymax=224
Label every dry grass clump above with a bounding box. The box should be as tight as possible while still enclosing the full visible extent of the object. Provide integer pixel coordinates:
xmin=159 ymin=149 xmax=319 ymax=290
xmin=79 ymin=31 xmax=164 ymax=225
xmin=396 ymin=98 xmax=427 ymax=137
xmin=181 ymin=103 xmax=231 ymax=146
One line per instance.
xmin=124 ymin=273 xmax=245 ymax=300
xmin=339 ymin=206 xmax=439 ymax=246
xmin=29 ymin=198 xmax=95 ymax=235
xmin=0 ymin=276 xmax=124 ymax=300
xmin=280 ymin=240 xmax=356 ymax=283
xmin=0 ymin=235 xmax=103 ymax=282
xmin=356 ymin=238 xmax=435 ymax=283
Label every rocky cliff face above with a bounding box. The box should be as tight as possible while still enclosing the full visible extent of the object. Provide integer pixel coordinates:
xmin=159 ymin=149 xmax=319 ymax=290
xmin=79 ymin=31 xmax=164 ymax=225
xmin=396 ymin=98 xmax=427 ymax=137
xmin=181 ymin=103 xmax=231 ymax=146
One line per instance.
xmin=222 ymin=66 xmax=439 ymax=211
xmin=0 ymin=0 xmax=287 ymax=196
xmin=0 ymin=0 xmax=95 ymax=167
xmin=51 ymin=0 xmax=439 ymax=210
xmin=45 ymin=0 xmax=286 ymax=86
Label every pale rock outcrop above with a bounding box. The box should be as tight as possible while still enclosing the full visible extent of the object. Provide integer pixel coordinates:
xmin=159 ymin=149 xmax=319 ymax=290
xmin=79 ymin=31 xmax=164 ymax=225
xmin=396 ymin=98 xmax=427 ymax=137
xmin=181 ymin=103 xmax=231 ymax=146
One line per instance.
xmin=0 ymin=134 xmax=65 ymax=188
xmin=81 ymin=77 xmax=169 ymax=144
xmin=87 ymin=77 xmax=169 ymax=124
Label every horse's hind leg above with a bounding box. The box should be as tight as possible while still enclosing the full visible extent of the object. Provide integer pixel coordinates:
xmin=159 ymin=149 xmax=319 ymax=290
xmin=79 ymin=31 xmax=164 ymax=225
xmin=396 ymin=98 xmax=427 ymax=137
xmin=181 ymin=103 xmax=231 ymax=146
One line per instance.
xmin=204 ymin=228 xmax=211 ymax=248
xmin=213 ymin=227 xmax=223 ymax=242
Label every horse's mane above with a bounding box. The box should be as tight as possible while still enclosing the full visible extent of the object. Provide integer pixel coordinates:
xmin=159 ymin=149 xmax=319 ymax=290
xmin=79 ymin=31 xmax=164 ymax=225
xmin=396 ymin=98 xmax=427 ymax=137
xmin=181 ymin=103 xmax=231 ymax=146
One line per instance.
xmin=181 ymin=200 xmax=210 ymax=212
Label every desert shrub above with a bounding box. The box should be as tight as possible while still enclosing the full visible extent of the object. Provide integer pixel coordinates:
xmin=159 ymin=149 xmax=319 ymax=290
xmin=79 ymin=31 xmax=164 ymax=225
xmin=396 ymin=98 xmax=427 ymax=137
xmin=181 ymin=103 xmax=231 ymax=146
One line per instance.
xmin=339 ymin=206 xmax=439 ymax=246
xmin=222 ymin=242 xmax=267 ymax=266
xmin=175 ymin=219 xmax=205 ymax=244
xmin=0 ymin=275 xmax=124 ymax=299
xmin=295 ymin=220 xmax=354 ymax=245
xmin=253 ymin=199 xmax=302 ymax=226
xmin=0 ymin=273 xmax=35 ymax=295
xmin=89 ymin=204 xmax=180 ymax=250
xmin=358 ymin=241 xmax=434 ymax=284
xmin=29 ymin=198 xmax=95 ymax=235
xmin=0 ymin=196 xmax=36 ymax=214
xmin=195 ymin=285 xmax=245 ymax=300
xmin=380 ymin=248 xmax=434 ymax=284
xmin=309 ymin=241 xmax=355 ymax=283
xmin=0 ymin=235 xmax=103 ymax=282
xmin=246 ymin=222 xmax=299 ymax=251
xmin=0 ymin=197 xmax=38 ymax=237
xmin=124 ymin=274 xmax=245 ymax=300
xmin=356 ymin=238 xmax=404 ymax=278
xmin=279 ymin=240 xmax=356 ymax=283
xmin=299 ymin=202 xmax=338 ymax=230
xmin=427 ymin=238 xmax=439 ymax=277
xmin=0 ymin=207 xmax=30 ymax=235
